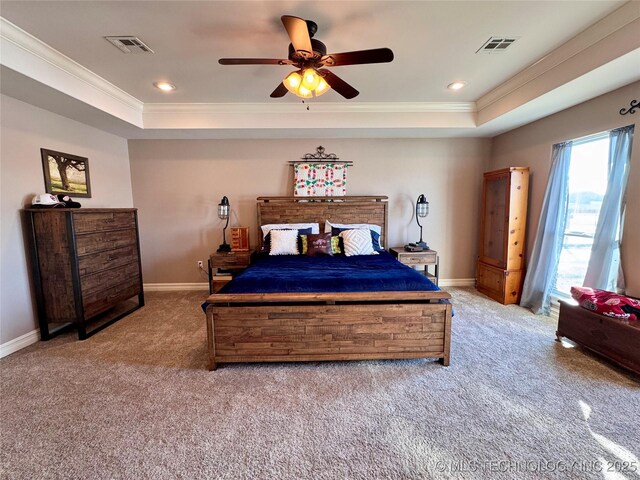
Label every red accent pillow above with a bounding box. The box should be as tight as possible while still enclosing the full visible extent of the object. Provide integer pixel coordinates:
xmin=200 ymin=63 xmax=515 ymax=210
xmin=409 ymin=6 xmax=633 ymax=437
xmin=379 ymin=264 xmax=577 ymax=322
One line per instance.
xmin=306 ymin=233 xmax=333 ymax=256
xmin=570 ymin=286 xmax=640 ymax=322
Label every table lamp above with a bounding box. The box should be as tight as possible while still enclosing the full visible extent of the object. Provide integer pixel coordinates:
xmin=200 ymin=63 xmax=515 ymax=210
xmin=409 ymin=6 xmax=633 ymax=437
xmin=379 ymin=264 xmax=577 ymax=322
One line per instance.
xmin=217 ymin=196 xmax=231 ymax=253
xmin=415 ymin=194 xmax=429 ymax=250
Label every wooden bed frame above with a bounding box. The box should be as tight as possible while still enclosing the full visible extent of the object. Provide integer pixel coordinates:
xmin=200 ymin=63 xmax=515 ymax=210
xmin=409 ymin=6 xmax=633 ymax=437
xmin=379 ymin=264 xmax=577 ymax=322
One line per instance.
xmin=204 ymin=196 xmax=452 ymax=371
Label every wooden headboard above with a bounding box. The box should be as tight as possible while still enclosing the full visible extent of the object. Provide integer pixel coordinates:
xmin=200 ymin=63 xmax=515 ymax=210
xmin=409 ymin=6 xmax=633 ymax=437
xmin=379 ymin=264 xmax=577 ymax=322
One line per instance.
xmin=257 ymin=196 xmax=388 ymax=248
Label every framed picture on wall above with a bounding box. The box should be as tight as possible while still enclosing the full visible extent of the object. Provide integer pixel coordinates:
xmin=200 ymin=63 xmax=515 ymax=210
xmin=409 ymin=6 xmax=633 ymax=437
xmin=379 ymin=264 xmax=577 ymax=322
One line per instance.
xmin=40 ymin=148 xmax=92 ymax=198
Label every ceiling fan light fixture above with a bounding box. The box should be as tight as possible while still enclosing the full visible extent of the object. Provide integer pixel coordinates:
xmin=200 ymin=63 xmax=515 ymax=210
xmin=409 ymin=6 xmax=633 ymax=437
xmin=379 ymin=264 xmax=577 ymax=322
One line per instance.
xmin=301 ymin=68 xmax=321 ymax=90
xmin=284 ymin=71 xmax=302 ymax=91
xmin=282 ymin=69 xmax=330 ymax=98
xmin=297 ymin=85 xmax=314 ymax=99
xmin=314 ymin=77 xmax=330 ymax=97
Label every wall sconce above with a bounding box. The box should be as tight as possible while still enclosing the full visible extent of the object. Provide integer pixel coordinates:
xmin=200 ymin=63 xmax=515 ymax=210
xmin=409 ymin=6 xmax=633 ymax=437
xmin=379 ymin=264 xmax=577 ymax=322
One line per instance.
xmin=217 ymin=196 xmax=231 ymax=253
xmin=415 ymin=194 xmax=429 ymax=249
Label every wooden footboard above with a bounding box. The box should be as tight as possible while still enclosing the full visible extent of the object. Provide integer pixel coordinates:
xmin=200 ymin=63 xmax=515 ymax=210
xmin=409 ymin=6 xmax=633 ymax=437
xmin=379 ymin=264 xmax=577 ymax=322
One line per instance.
xmin=205 ymin=291 xmax=452 ymax=370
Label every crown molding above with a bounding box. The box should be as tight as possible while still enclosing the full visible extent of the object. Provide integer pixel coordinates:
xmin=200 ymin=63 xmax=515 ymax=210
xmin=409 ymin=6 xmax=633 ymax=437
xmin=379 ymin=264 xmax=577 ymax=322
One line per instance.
xmin=477 ymin=2 xmax=640 ymax=112
xmin=142 ymin=101 xmax=477 ymax=130
xmin=143 ymin=102 xmax=476 ymax=115
xmin=0 ymin=16 xmax=143 ymax=116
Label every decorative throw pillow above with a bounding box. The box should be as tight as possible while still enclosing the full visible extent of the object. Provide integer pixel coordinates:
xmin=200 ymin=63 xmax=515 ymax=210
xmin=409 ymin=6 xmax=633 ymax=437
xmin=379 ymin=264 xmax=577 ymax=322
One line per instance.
xmin=261 ymin=227 xmax=312 ymax=253
xmin=300 ymin=235 xmax=341 ymax=255
xmin=261 ymin=223 xmax=319 ymax=239
xmin=325 ymin=221 xmax=381 ymax=236
xmin=339 ymin=228 xmax=378 ymax=257
xmin=331 ymin=227 xmax=384 ymax=251
xmin=305 ymin=233 xmax=333 ymax=256
xmin=330 ymin=235 xmax=341 ymax=255
xmin=269 ymin=229 xmax=300 ymax=256
xmin=571 ymin=286 xmax=640 ymax=322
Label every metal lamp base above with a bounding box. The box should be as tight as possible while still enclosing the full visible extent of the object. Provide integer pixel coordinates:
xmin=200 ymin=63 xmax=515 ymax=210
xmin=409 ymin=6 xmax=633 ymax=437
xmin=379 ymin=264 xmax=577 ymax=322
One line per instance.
xmin=217 ymin=243 xmax=231 ymax=253
xmin=415 ymin=241 xmax=429 ymax=250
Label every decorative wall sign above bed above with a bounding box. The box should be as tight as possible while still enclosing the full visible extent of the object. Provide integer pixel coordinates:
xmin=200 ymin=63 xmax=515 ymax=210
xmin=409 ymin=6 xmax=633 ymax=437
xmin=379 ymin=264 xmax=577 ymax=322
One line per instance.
xmin=290 ymin=146 xmax=352 ymax=197
xmin=619 ymin=99 xmax=638 ymax=115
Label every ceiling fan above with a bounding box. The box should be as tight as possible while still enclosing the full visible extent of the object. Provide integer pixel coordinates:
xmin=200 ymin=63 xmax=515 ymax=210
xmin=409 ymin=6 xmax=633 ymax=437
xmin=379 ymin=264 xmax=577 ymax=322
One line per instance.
xmin=218 ymin=15 xmax=394 ymax=100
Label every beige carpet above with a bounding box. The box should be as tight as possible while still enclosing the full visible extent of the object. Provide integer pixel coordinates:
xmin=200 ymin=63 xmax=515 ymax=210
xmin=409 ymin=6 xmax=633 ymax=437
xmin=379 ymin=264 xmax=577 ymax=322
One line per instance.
xmin=1 ymin=288 xmax=638 ymax=480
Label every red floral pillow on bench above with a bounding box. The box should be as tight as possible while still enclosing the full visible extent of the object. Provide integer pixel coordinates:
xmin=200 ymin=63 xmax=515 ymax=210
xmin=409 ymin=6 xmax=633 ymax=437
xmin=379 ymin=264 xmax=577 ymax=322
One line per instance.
xmin=570 ymin=286 xmax=640 ymax=322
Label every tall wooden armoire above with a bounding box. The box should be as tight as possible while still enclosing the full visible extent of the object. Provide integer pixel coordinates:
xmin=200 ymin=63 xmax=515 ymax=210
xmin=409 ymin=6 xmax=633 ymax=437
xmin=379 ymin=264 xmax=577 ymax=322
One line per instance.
xmin=476 ymin=167 xmax=529 ymax=304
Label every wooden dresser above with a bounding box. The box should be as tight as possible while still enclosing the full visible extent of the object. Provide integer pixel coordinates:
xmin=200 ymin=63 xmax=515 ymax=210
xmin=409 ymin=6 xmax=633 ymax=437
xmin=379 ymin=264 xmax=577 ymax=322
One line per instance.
xmin=476 ymin=167 xmax=529 ymax=304
xmin=24 ymin=208 xmax=144 ymax=340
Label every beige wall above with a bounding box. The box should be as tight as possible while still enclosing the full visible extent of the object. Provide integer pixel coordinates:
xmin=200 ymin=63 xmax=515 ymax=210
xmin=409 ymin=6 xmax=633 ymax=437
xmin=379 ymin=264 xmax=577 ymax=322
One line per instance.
xmin=490 ymin=82 xmax=640 ymax=295
xmin=0 ymin=94 xmax=133 ymax=345
xmin=128 ymin=138 xmax=491 ymax=284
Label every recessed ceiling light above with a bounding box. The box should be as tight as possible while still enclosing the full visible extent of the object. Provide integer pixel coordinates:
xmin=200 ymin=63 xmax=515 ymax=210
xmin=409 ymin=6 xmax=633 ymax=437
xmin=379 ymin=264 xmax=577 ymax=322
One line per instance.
xmin=447 ymin=81 xmax=466 ymax=91
xmin=154 ymin=81 xmax=176 ymax=92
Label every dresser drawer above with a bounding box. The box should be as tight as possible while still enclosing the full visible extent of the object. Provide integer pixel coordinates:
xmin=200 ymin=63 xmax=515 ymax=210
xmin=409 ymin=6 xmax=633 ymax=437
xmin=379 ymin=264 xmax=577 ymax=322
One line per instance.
xmin=73 ymin=211 xmax=136 ymax=233
xmin=83 ymin=277 xmax=141 ymax=319
xmin=397 ymin=252 xmax=437 ymax=265
xmin=211 ymin=251 xmax=252 ymax=270
xmin=81 ymin=261 xmax=140 ymax=295
xmin=75 ymin=228 xmax=137 ymax=255
xmin=78 ymin=244 xmax=139 ymax=276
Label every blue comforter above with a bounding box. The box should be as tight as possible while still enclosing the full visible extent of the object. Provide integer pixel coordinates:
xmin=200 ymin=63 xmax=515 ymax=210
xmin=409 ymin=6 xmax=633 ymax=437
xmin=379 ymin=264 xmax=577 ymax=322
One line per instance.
xmin=219 ymin=251 xmax=440 ymax=294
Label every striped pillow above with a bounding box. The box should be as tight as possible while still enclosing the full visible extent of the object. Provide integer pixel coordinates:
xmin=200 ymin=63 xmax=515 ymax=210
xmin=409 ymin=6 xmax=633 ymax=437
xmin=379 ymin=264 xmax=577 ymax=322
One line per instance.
xmin=339 ymin=228 xmax=378 ymax=257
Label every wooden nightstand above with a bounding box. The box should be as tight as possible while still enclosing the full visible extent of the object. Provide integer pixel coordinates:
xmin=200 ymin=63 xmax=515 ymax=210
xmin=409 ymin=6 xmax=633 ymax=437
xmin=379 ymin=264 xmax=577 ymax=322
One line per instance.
xmin=208 ymin=250 xmax=254 ymax=293
xmin=389 ymin=247 xmax=439 ymax=286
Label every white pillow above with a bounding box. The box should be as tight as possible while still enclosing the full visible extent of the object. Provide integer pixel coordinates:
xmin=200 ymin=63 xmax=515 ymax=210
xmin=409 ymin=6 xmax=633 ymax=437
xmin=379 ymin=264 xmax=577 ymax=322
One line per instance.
xmin=261 ymin=223 xmax=319 ymax=239
xmin=339 ymin=229 xmax=378 ymax=257
xmin=325 ymin=221 xmax=383 ymax=248
xmin=324 ymin=221 xmax=382 ymax=235
xmin=269 ymin=229 xmax=300 ymax=255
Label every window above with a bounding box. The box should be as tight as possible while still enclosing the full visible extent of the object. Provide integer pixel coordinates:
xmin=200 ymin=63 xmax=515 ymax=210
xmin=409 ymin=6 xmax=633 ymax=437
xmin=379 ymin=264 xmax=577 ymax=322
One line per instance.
xmin=553 ymin=132 xmax=609 ymax=297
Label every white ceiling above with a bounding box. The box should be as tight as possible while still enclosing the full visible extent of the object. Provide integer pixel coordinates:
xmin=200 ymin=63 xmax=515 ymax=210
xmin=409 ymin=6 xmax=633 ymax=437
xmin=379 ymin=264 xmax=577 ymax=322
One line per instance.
xmin=0 ymin=0 xmax=638 ymax=138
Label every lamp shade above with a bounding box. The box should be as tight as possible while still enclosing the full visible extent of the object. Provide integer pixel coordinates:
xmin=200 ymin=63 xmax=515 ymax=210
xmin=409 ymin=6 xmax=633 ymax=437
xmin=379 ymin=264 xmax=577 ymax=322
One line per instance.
xmin=301 ymin=68 xmax=321 ymax=90
xmin=416 ymin=194 xmax=429 ymax=218
xmin=218 ymin=196 xmax=230 ymax=219
xmin=284 ymin=71 xmax=303 ymax=95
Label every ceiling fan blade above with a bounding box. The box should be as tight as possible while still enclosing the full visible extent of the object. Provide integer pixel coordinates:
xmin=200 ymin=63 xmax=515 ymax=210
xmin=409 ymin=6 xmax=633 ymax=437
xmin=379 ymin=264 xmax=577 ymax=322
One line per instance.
xmin=319 ymin=69 xmax=359 ymax=99
xmin=281 ymin=15 xmax=312 ymax=55
xmin=321 ymin=48 xmax=394 ymax=67
xmin=270 ymin=82 xmax=288 ymax=98
xmin=219 ymin=58 xmax=292 ymax=65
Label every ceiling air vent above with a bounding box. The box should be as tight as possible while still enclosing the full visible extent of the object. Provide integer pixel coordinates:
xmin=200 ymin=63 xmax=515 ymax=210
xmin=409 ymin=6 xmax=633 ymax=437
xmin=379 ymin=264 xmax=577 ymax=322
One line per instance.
xmin=476 ymin=36 xmax=518 ymax=54
xmin=104 ymin=36 xmax=154 ymax=54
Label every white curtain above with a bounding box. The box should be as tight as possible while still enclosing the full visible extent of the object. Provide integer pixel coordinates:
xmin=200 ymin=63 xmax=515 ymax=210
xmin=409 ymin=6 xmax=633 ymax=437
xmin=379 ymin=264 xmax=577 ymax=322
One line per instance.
xmin=583 ymin=126 xmax=634 ymax=291
xmin=520 ymin=142 xmax=573 ymax=315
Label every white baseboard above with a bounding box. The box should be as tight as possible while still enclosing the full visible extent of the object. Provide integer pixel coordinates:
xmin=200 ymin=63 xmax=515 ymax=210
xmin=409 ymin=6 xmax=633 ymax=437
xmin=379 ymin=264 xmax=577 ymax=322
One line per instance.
xmin=440 ymin=278 xmax=475 ymax=287
xmin=144 ymin=283 xmax=209 ymax=292
xmin=0 ymin=329 xmax=40 ymax=358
